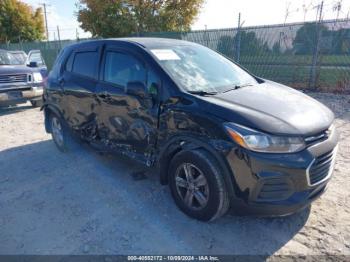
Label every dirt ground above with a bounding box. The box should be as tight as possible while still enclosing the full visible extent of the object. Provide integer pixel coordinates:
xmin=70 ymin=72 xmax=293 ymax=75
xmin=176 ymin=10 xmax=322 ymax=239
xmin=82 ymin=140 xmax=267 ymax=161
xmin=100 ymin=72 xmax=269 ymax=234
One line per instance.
xmin=0 ymin=92 xmax=349 ymax=256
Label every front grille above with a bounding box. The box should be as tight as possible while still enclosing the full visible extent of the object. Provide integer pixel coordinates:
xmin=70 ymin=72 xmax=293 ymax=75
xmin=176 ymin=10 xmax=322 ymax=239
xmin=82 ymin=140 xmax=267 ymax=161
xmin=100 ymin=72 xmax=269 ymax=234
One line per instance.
xmin=0 ymin=74 xmax=28 ymax=84
xmin=257 ymin=177 xmax=292 ymax=201
xmin=307 ymin=148 xmax=337 ymax=186
xmin=304 ymin=125 xmax=334 ymax=146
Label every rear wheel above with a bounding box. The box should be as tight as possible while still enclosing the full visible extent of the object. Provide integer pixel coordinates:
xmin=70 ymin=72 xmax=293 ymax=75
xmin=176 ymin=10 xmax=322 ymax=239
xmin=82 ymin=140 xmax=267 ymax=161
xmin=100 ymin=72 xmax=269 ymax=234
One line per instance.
xmin=169 ymin=149 xmax=230 ymax=221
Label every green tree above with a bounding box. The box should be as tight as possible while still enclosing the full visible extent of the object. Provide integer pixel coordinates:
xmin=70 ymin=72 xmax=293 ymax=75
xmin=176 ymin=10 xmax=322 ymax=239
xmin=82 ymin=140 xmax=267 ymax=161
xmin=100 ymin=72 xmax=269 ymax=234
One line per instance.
xmin=217 ymin=31 xmax=269 ymax=60
xmin=77 ymin=0 xmax=205 ymax=37
xmin=217 ymin=35 xmax=235 ymax=59
xmin=272 ymin=42 xmax=281 ymax=54
xmin=236 ymin=31 xmax=269 ymax=55
xmin=330 ymin=28 xmax=350 ymax=54
xmin=293 ymin=22 xmax=328 ymax=55
xmin=0 ymin=0 xmax=45 ymax=43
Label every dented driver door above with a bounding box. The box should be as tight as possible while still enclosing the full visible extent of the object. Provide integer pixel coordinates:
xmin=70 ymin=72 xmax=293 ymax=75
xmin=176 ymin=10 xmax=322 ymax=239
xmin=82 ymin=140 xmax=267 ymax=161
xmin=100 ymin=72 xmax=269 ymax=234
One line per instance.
xmin=95 ymin=46 xmax=160 ymax=157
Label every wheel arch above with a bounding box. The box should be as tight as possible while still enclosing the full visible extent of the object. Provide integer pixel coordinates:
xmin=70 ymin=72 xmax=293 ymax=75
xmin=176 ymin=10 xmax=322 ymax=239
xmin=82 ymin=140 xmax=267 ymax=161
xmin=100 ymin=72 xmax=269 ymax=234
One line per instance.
xmin=42 ymin=103 xmax=64 ymax=133
xmin=157 ymin=135 xmax=238 ymax=201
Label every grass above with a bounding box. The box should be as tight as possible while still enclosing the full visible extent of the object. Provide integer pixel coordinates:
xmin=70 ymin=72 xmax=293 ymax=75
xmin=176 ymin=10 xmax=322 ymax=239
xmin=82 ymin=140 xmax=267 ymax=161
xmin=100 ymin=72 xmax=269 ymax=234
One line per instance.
xmin=240 ymin=54 xmax=350 ymax=66
xmin=244 ymin=64 xmax=350 ymax=91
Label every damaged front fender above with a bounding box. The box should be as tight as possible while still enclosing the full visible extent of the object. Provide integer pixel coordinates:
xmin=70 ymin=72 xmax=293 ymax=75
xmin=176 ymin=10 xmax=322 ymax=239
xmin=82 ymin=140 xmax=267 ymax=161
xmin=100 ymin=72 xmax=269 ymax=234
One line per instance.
xmin=157 ymin=134 xmax=238 ymax=201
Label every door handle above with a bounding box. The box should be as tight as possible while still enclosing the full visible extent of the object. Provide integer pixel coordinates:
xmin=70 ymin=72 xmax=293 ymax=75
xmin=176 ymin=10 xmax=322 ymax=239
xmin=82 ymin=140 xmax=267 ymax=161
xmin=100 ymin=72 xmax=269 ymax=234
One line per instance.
xmin=57 ymin=77 xmax=65 ymax=93
xmin=58 ymin=77 xmax=65 ymax=86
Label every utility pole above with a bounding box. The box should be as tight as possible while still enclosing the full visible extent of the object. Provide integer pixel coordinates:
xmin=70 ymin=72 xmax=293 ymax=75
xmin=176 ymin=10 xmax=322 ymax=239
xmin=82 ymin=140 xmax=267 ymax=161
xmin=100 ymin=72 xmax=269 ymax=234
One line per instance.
xmin=309 ymin=0 xmax=324 ymax=89
xmin=204 ymin=25 xmax=209 ymax=47
xmin=236 ymin=12 xmax=242 ymax=63
xmin=318 ymin=0 xmax=324 ymax=21
xmin=57 ymin=26 xmax=61 ymax=49
xmin=41 ymin=3 xmax=49 ymax=41
xmin=5 ymin=37 xmax=9 ymax=49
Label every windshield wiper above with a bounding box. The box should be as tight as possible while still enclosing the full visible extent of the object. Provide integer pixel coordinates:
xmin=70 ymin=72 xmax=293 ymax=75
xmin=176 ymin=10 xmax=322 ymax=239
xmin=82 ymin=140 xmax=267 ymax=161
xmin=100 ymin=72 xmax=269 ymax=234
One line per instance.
xmin=187 ymin=90 xmax=218 ymax=96
xmin=222 ymin=83 xmax=254 ymax=93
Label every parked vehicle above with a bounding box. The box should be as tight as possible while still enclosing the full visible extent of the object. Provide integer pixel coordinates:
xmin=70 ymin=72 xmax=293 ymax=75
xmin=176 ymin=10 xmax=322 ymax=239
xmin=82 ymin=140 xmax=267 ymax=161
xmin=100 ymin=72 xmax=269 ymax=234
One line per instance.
xmin=43 ymin=38 xmax=339 ymax=221
xmin=0 ymin=49 xmax=47 ymax=107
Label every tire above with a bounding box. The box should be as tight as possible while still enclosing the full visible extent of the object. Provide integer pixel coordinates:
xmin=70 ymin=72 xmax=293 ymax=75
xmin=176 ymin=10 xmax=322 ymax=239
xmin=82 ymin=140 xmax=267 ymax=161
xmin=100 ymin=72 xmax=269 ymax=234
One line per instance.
xmin=169 ymin=149 xmax=230 ymax=221
xmin=30 ymin=100 xmax=42 ymax=108
xmin=49 ymin=113 xmax=78 ymax=153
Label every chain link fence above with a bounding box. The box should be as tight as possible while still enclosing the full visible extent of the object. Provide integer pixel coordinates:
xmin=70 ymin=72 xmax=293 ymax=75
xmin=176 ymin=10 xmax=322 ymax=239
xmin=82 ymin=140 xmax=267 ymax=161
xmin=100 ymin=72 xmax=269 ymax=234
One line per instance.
xmin=0 ymin=39 xmax=82 ymax=71
xmin=141 ymin=18 xmax=350 ymax=92
xmin=1 ymin=18 xmax=349 ymax=92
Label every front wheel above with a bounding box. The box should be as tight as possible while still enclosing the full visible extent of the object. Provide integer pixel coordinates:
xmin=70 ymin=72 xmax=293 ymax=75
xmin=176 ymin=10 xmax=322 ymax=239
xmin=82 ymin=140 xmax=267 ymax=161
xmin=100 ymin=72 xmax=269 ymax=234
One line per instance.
xmin=169 ymin=149 xmax=230 ymax=221
xmin=50 ymin=113 xmax=77 ymax=152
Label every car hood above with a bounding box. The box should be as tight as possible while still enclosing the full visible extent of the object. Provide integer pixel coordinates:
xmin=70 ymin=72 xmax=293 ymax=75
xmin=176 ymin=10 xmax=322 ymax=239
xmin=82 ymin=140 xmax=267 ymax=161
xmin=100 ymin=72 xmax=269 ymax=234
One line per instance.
xmin=196 ymin=81 xmax=334 ymax=136
xmin=0 ymin=65 xmax=37 ymax=74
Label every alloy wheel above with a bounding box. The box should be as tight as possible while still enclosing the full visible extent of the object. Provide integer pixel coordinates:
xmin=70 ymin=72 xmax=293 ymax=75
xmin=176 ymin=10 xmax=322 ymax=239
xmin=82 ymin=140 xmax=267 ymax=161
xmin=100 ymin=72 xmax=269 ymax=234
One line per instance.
xmin=175 ymin=163 xmax=210 ymax=210
xmin=51 ymin=116 xmax=64 ymax=147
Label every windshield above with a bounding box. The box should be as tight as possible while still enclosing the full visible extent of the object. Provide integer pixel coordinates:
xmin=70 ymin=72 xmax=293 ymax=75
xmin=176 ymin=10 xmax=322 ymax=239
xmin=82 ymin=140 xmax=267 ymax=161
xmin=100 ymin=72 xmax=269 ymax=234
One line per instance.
xmin=0 ymin=51 xmax=23 ymax=65
xmin=151 ymin=45 xmax=258 ymax=93
xmin=9 ymin=52 xmax=27 ymax=64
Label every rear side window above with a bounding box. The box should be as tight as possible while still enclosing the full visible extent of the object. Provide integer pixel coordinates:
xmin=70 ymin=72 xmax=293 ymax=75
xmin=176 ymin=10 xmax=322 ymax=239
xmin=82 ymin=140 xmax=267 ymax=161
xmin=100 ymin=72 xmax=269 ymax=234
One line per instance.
xmin=104 ymin=52 xmax=146 ymax=87
xmin=72 ymin=51 xmax=98 ymax=79
xmin=50 ymin=48 xmax=68 ymax=78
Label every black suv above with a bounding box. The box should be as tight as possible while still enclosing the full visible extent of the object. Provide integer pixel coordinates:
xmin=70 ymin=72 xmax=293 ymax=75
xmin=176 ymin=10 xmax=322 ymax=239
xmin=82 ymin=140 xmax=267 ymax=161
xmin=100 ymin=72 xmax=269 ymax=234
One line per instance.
xmin=43 ymin=38 xmax=338 ymax=221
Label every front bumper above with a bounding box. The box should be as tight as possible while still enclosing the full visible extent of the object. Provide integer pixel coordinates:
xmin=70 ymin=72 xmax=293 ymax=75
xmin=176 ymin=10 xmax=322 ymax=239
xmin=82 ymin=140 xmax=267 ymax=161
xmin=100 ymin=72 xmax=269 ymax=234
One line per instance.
xmin=0 ymin=86 xmax=43 ymax=105
xmin=225 ymin=128 xmax=339 ymax=216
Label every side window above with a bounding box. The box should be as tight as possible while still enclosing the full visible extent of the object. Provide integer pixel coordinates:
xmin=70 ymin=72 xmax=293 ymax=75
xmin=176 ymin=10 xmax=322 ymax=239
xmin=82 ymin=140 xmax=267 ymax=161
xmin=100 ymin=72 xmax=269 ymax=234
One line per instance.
xmin=65 ymin=52 xmax=74 ymax=72
xmin=72 ymin=51 xmax=98 ymax=79
xmin=104 ymin=51 xmax=146 ymax=87
xmin=28 ymin=51 xmax=45 ymax=66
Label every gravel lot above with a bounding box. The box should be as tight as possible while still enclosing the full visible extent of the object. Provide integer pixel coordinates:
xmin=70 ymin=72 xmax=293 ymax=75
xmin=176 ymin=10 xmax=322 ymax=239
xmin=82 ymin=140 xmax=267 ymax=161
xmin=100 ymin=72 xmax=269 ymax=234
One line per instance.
xmin=0 ymin=92 xmax=349 ymax=256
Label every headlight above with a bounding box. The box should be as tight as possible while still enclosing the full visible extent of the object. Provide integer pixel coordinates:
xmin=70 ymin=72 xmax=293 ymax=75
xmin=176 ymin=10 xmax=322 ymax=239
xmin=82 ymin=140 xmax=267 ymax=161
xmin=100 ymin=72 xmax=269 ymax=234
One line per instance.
xmin=33 ymin=72 xmax=43 ymax=83
xmin=224 ymin=123 xmax=305 ymax=153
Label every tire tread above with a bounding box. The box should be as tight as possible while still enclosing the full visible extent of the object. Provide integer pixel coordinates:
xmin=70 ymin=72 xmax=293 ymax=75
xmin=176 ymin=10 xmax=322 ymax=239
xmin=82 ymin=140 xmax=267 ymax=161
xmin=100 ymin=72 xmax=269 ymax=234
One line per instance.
xmin=169 ymin=148 xmax=230 ymax=221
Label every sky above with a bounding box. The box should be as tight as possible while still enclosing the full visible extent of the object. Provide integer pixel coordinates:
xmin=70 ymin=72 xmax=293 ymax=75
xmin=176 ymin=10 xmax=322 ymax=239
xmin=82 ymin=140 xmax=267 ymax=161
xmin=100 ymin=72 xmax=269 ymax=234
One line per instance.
xmin=22 ymin=0 xmax=350 ymax=40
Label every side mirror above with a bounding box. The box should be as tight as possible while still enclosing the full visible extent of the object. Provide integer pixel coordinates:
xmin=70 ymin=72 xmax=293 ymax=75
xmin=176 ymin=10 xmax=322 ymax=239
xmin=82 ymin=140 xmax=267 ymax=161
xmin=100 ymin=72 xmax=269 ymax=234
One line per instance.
xmin=126 ymin=81 xmax=147 ymax=98
xmin=148 ymin=82 xmax=159 ymax=99
xmin=28 ymin=61 xmax=38 ymax=68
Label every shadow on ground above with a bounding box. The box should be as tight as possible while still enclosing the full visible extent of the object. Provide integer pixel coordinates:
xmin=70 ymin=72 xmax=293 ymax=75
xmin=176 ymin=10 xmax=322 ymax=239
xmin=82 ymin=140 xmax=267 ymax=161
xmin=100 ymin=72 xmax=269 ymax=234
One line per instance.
xmin=0 ymin=140 xmax=310 ymax=255
xmin=0 ymin=103 xmax=34 ymax=117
